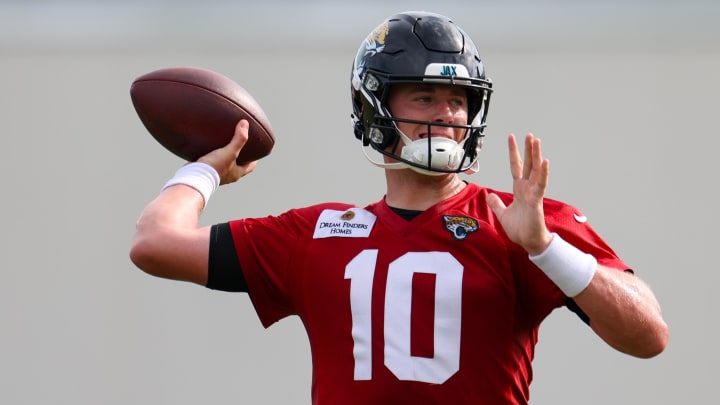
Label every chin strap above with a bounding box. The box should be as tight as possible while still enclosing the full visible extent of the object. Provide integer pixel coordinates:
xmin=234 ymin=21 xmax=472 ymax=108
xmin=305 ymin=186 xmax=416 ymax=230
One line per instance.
xmin=464 ymin=159 xmax=480 ymax=174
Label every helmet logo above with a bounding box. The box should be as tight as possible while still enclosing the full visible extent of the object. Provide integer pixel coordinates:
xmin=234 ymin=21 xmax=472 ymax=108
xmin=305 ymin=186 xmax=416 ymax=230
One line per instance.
xmin=358 ymin=22 xmax=389 ymax=69
xmin=368 ymin=21 xmax=389 ymax=48
xmin=352 ymin=21 xmax=389 ymax=91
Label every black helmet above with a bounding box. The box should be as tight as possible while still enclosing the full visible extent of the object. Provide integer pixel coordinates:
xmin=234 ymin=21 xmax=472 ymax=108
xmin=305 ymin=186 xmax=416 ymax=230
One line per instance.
xmin=351 ymin=11 xmax=493 ymax=175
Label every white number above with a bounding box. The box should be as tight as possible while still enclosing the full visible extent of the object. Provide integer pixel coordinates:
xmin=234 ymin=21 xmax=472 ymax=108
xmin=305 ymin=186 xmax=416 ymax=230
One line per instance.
xmin=345 ymin=249 xmax=378 ymax=381
xmin=345 ymin=250 xmax=463 ymax=384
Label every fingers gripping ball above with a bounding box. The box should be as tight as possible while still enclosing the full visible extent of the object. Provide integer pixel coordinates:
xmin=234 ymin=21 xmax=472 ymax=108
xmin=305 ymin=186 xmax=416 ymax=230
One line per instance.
xmin=130 ymin=67 xmax=275 ymax=164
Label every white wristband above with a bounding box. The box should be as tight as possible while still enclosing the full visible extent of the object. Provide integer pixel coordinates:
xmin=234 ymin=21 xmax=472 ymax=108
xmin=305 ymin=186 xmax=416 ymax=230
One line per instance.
xmin=161 ymin=162 xmax=220 ymax=209
xmin=529 ymin=233 xmax=597 ymax=297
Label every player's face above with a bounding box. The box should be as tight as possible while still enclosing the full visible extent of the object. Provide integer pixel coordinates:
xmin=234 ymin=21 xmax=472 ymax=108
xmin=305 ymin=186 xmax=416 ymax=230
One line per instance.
xmin=387 ymin=84 xmax=469 ymax=143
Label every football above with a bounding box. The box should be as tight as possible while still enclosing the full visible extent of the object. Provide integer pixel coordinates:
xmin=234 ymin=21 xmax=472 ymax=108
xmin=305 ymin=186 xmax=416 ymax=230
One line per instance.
xmin=130 ymin=66 xmax=275 ymax=164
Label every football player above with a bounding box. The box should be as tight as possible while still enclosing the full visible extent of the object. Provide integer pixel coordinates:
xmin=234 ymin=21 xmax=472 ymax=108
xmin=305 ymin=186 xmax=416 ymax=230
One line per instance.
xmin=130 ymin=11 xmax=668 ymax=404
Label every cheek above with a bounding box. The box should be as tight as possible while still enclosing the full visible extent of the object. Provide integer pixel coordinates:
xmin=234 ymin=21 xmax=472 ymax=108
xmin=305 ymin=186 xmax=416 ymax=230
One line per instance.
xmin=455 ymin=109 xmax=469 ymax=123
xmin=391 ymin=103 xmax=418 ymax=121
xmin=453 ymin=128 xmax=468 ymax=141
xmin=389 ymin=105 xmax=419 ymax=132
xmin=454 ymin=112 xmax=469 ymax=139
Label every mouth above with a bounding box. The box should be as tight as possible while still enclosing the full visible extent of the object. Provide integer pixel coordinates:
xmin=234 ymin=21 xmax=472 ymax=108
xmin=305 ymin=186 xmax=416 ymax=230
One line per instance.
xmin=418 ymin=133 xmax=454 ymax=140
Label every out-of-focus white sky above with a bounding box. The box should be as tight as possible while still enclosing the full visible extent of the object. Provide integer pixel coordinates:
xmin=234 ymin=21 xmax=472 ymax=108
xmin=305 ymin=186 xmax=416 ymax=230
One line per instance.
xmin=1 ymin=0 xmax=718 ymax=51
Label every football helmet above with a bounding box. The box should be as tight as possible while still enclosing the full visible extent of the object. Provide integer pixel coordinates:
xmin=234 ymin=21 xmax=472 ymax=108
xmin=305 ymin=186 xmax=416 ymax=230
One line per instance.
xmin=351 ymin=11 xmax=493 ymax=175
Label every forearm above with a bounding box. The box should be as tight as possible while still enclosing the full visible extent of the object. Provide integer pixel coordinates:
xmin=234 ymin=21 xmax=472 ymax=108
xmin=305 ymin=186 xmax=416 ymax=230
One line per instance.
xmin=135 ymin=185 xmax=205 ymax=233
xmin=130 ymin=185 xmax=210 ymax=284
xmin=573 ymin=265 xmax=668 ymax=358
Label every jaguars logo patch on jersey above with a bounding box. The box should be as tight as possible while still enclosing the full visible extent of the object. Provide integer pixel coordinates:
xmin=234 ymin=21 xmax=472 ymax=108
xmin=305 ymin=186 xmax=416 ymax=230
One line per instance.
xmin=443 ymin=215 xmax=479 ymax=240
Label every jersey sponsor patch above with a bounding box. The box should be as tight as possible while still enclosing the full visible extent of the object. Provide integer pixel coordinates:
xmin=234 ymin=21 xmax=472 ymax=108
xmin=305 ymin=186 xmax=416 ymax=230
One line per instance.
xmin=442 ymin=215 xmax=479 ymax=240
xmin=313 ymin=208 xmax=377 ymax=239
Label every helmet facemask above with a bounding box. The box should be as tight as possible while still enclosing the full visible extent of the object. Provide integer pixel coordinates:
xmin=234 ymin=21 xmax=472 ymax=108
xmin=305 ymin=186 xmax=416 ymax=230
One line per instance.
xmin=354 ymin=71 xmax=490 ymax=176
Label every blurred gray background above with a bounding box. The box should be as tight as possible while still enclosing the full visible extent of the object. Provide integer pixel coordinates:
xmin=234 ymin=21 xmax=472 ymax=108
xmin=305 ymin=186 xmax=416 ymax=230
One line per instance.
xmin=1 ymin=0 xmax=717 ymax=403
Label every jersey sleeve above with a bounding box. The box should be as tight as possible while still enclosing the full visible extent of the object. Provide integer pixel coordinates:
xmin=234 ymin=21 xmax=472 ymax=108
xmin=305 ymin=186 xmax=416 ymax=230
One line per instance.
xmin=227 ymin=203 xmax=355 ymax=328
xmin=543 ymin=199 xmax=629 ymax=272
xmin=489 ymin=190 xmax=630 ymax=327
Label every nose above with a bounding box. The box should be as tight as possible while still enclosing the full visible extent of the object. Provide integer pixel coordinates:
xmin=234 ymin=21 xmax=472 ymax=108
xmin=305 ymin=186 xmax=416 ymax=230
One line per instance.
xmin=433 ymin=100 xmax=455 ymax=123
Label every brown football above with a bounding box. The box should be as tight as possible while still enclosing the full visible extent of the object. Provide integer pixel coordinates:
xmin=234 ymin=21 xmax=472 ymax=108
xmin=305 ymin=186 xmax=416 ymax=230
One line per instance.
xmin=130 ymin=67 xmax=274 ymax=164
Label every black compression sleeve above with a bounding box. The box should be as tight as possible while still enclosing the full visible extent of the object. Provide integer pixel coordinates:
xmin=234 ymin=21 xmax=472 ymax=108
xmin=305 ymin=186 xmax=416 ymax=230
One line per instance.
xmin=207 ymin=223 xmax=249 ymax=292
xmin=566 ymin=298 xmax=590 ymax=325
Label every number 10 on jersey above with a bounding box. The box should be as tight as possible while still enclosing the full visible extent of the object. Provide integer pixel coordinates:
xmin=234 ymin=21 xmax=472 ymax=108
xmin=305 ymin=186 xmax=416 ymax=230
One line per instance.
xmin=345 ymin=249 xmax=464 ymax=384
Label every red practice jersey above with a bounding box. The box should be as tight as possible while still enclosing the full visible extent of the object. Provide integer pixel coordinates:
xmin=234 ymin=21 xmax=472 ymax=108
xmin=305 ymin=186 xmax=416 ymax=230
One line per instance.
xmin=228 ymin=183 xmax=627 ymax=404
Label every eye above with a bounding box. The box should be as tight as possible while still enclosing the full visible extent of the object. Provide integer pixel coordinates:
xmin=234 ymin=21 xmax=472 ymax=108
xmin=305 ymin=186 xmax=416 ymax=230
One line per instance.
xmin=450 ymin=98 xmax=465 ymax=107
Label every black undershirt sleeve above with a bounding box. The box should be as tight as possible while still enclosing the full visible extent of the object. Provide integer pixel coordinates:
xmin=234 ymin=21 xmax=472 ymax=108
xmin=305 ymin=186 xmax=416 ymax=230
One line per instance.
xmin=565 ymin=298 xmax=590 ymax=325
xmin=565 ymin=269 xmax=635 ymax=326
xmin=207 ymin=223 xmax=249 ymax=292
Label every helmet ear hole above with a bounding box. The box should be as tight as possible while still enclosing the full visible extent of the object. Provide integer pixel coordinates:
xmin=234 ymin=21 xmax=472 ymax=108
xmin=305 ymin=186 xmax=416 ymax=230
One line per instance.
xmin=352 ymin=116 xmax=368 ymax=144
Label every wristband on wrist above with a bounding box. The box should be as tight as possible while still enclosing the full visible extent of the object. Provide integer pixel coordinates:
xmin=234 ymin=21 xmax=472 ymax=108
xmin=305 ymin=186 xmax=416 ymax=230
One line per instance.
xmin=161 ymin=162 xmax=220 ymax=209
xmin=529 ymin=233 xmax=598 ymax=297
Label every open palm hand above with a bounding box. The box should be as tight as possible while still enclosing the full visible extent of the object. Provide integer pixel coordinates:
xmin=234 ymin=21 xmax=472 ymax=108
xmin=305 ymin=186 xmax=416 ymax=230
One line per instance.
xmin=486 ymin=133 xmax=553 ymax=255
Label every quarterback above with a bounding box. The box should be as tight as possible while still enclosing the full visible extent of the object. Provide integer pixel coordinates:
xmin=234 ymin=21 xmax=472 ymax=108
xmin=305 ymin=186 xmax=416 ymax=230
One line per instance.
xmin=130 ymin=11 xmax=668 ymax=404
